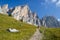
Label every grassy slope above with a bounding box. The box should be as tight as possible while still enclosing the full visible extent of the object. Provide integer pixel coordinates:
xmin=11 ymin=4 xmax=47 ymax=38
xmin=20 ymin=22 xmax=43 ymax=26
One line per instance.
xmin=0 ymin=14 xmax=36 ymax=40
xmin=39 ymin=27 xmax=60 ymax=40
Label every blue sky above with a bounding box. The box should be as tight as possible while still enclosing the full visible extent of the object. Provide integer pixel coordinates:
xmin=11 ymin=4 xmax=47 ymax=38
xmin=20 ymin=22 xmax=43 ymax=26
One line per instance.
xmin=0 ymin=0 xmax=60 ymax=19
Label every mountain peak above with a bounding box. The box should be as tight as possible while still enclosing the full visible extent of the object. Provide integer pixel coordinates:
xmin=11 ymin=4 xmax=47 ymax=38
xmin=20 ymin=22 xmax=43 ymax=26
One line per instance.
xmin=42 ymin=16 xmax=60 ymax=27
xmin=2 ymin=4 xmax=8 ymax=9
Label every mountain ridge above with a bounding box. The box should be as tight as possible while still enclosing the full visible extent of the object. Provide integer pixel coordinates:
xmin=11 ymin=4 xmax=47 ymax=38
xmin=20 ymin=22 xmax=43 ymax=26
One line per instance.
xmin=0 ymin=4 xmax=60 ymax=27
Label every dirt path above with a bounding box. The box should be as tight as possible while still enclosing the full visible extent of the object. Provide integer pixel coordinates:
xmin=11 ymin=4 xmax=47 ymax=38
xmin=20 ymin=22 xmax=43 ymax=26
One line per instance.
xmin=29 ymin=29 xmax=43 ymax=40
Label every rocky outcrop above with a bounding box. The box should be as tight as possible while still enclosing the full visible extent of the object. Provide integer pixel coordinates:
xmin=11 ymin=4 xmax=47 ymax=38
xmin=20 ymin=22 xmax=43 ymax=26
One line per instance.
xmin=0 ymin=4 xmax=8 ymax=15
xmin=11 ymin=6 xmax=21 ymax=20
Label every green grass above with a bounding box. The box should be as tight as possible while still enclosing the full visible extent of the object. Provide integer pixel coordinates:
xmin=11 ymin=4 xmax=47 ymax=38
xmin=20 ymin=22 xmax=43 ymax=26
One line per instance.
xmin=39 ymin=27 xmax=60 ymax=40
xmin=0 ymin=14 xmax=36 ymax=40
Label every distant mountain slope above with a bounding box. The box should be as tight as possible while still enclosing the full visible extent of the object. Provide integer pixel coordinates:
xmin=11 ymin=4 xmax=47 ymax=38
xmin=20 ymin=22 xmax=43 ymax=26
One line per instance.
xmin=42 ymin=16 xmax=60 ymax=27
xmin=0 ymin=14 xmax=36 ymax=40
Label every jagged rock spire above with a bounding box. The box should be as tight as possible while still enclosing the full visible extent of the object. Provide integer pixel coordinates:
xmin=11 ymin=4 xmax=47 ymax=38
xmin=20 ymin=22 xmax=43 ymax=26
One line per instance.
xmin=2 ymin=4 xmax=8 ymax=11
xmin=0 ymin=4 xmax=8 ymax=14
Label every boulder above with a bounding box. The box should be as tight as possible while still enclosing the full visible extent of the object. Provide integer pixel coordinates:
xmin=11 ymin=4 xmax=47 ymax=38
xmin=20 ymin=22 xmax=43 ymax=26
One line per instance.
xmin=8 ymin=28 xmax=19 ymax=32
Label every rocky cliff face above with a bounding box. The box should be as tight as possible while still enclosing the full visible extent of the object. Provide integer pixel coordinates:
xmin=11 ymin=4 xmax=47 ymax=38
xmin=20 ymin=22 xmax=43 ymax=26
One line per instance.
xmin=8 ymin=5 xmax=41 ymax=26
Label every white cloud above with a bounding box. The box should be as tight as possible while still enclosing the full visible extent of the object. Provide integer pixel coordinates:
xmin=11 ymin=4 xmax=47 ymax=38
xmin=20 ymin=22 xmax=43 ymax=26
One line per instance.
xmin=45 ymin=0 xmax=57 ymax=3
xmin=58 ymin=19 xmax=60 ymax=21
xmin=45 ymin=0 xmax=60 ymax=7
xmin=56 ymin=0 xmax=60 ymax=7
xmin=51 ymin=0 xmax=57 ymax=3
